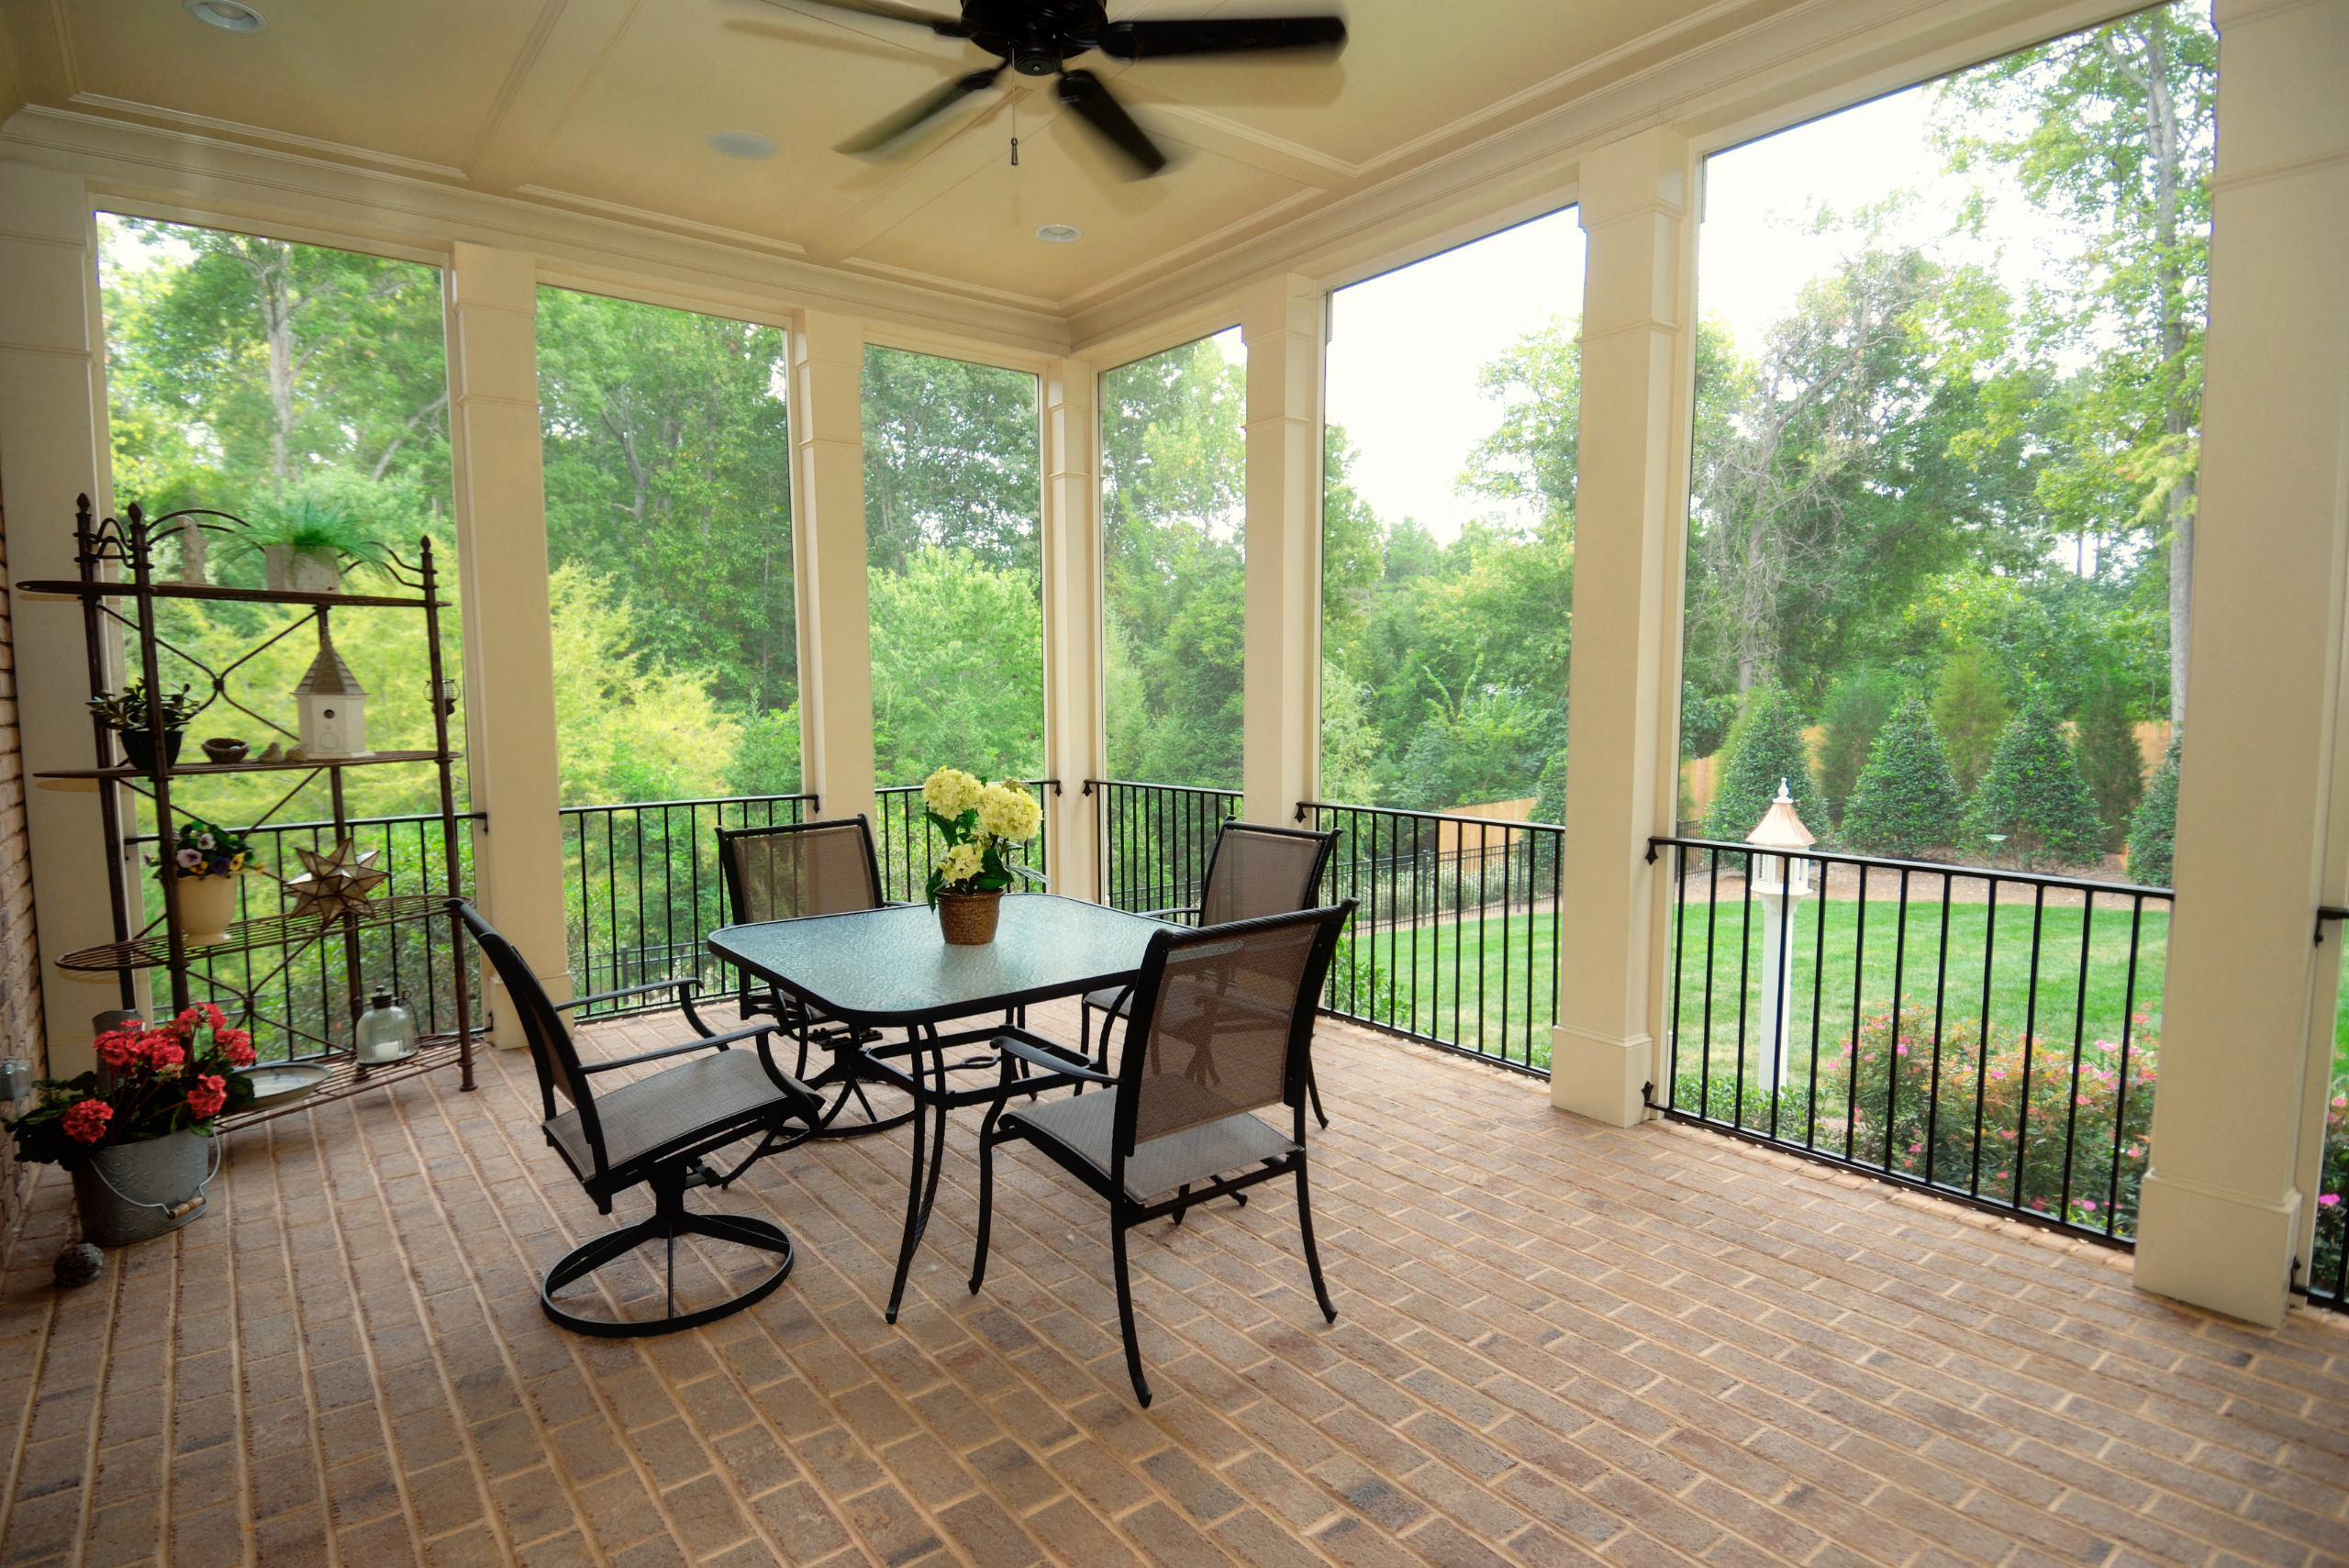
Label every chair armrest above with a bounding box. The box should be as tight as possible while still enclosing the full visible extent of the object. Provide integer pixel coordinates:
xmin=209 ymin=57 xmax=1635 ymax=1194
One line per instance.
xmin=555 ymin=976 xmax=700 ymax=1013
xmin=578 ymin=1019 xmax=772 ymax=1073
xmin=996 ymin=1033 xmax=1116 ymax=1084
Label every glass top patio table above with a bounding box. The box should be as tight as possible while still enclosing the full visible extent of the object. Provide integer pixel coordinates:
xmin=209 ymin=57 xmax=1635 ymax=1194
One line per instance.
xmin=707 ymin=893 xmax=1175 ymax=1029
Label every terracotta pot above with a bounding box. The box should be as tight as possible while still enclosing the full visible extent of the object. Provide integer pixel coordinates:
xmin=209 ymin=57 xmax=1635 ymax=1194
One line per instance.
xmin=171 ymin=873 xmax=243 ymax=947
xmin=937 ymin=890 xmax=1002 ymax=946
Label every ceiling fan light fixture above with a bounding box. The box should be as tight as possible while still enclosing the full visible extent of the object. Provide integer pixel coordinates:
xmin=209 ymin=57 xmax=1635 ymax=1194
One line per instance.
xmin=707 ymin=131 xmax=779 ymax=161
xmin=184 ymin=0 xmax=265 ymax=31
xmin=1036 ymin=224 xmax=1083 ymax=244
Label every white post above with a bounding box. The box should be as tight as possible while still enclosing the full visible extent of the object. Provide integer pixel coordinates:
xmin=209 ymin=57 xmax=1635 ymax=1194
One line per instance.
xmin=444 ymin=243 xmax=573 ymax=1033
xmin=2132 ymin=0 xmax=2349 ymax=1326
xmin=1240 ymin=273 xmax=1324 ymax=825
xmin=1041 ymin=357 xmax=1105 ymax=900
xmin=1551 ymin=128 xmax=1700 ymax=1126
xmin=789 ymin=311 xmax=878 ymax=828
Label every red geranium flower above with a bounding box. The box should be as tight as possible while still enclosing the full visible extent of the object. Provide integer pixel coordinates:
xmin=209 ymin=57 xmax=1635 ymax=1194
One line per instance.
xmin=62 ymin=1100 xmax=113 ymax=1143
xmin=214 ymin=1028 xmax=255 ymax=1067
xmin=187 ymin=1074 xmax=228 ymax=1119
xmin=95 ymin=1027 xmax=143 ymax=1071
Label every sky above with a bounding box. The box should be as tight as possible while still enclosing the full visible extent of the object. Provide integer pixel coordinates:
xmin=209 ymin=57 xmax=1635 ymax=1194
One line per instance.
xmin=1319 ymin=80 xmax=2076 ymax=544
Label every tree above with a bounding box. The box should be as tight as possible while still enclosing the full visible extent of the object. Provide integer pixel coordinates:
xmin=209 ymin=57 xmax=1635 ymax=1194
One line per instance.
xmin=1704 ymin=689 xmax=1828 ymax=841
xmin=2074 ymin=677 xmax=2147 ymax=851
xmin=1963 ymin=691 xmax=2106 ymax=869
xmin=1931 ymin=649 xmax=2010 ymax=795
xmin=1935 ymin=3 xmax=2216 ymax=728
xmin=2127 ymin=737 xmax=2180 ymax=886
xmin=862 ymin=347 xmax=1041 ymax=575
xmin=1816 ymin=669 xmax=1903 ymax=818
xmin=1839 ymin=695 xmax=1965 ymax=858
xmin=867 ymin=548 xmax=1044 ymax=785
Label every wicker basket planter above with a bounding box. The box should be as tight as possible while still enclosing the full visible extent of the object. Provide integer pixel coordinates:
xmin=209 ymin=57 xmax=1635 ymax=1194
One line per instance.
xmin=936 ymin=891 xmax=1002 ymax=945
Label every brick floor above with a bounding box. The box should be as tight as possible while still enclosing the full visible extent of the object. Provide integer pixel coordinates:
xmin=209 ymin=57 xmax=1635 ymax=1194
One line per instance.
xmin=2 ymin=1003 xmax=2345 ymax=1568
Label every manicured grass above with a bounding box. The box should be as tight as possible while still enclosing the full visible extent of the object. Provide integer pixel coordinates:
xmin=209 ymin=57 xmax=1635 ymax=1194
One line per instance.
xmin=1329 ymin=907 xmax=1559 ymax=1070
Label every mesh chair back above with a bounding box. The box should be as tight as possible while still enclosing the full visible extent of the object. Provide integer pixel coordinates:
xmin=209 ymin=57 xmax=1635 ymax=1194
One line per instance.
xmin=1118 ymin=905 xmax=1350 ymax=1152
xmin=718 ymin=817 xmax=885 ymax=926
xmin=1197 ymin=824 xmax=1335 ymax=928
xmin=455 ymin=901 xmax=607 ymax=1161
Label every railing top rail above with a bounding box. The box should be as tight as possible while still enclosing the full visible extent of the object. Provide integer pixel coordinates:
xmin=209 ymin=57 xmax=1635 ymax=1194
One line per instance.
xmin=1082 ymin=778 xmax=1241 ymax=799
xmin=127 ymin=806 xmax=487 ymax=846
xmin=880 ymin=778 xmax=1062 ymax=796
xmin=1298 ymin=799 xmax=1564 ymax=832
xmin=1646 ymin=834 xmax=2175 ymax=900
xmin=562 ymin=792 xmax=818 ymax=813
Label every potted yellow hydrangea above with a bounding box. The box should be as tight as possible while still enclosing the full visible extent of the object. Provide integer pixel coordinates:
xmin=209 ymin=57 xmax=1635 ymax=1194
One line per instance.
xmin=921 ymin=767 xmax=1043 ymax=945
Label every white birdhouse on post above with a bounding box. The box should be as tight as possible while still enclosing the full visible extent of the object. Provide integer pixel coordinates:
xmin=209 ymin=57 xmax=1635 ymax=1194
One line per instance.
xmin=294 ymin=619 xmax=370 ymax=759
xmin=1745 ymin=779 xmax=1816 ymax=1095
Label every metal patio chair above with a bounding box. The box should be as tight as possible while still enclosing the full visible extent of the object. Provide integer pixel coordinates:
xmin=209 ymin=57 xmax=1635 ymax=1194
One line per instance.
xmin=1081 ymin=820 xmax=1337 ymax=1123
xmin=969 ymin=901 xmax=1355 ymax=1406
xmin=456 ymin=900 xmax=820 ymax=1338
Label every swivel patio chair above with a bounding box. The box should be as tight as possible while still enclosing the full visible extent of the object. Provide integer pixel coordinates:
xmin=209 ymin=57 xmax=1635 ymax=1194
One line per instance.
xmin=456 ymin=900 xmax=821 ymax=1338
xmin=970 ymin=901 xmax=1355 ymax=1406
xmin=1081 ymin=820 xmax=1337 ymax=1123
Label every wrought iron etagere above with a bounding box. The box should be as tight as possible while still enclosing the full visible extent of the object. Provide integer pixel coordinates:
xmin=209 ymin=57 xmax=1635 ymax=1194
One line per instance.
xmin=25 ymin=496 xmax=477 ymax=1127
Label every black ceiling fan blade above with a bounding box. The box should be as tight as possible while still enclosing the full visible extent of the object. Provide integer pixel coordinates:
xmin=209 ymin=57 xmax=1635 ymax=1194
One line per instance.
xmin=836 ymin=64 xmax=1006 ymax=154
xmin=1056 ymin=69 xmax=1167 ymax=176
xmin=1097 ymin=17 xmax=1345 ymax=61
xmin=754 ymin=0 xmax=966 ymax=38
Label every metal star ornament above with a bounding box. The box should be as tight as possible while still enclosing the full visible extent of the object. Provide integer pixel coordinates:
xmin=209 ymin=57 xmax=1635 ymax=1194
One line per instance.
xmin=282 ymin=839 xmax=391 ymax=921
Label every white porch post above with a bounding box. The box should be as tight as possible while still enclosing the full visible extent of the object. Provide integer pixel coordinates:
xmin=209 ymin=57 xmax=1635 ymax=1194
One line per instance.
xmin=1549 ymin=127 xmax=1698 ymax=1127
xmin=2132 ymin=0 xmax=2349 ymax=1327
xmin=789 ymin=310 xmax=877 ymax=827
xmin=444 ymin=242 xmax=573 ymax=1030
xmin=1041 ymin=357 xmax=1105 ymax=900
xmin=1240 ymin=273 xmax=1324 ymax=825
xmin=0 ymin=164 xmax=140 ymax=1076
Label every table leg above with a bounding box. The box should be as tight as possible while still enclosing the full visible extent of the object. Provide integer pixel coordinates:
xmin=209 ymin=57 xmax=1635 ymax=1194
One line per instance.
xmin=885 ymin=1023 xmax=946 ymax=1324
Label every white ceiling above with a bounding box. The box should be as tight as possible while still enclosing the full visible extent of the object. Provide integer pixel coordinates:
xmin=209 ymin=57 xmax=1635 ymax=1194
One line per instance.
xmin=0 ymin=0 xmax=1799 ymax=321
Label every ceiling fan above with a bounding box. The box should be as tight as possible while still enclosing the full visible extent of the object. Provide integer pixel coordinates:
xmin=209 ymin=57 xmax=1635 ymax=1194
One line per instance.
xmin=755 ymin=0 xmax=1347 ymax=176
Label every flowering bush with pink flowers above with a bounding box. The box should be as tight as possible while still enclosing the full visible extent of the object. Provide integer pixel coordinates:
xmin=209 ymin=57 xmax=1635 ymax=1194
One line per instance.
xmin=2312 ymin=1082 xmax=2349 ymax=1298
xmin=8 ymin=1003 xmax=257 ymax=1167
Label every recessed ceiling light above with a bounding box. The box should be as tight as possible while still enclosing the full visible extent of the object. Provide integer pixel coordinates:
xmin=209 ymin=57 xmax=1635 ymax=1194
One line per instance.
xmin=707 ymin=131 xmax=777 ymax=161
xmin=1036 ymin=224 xmax=1082 ymax=244
xmin=184 ymin=0 xmax=266 ymax=31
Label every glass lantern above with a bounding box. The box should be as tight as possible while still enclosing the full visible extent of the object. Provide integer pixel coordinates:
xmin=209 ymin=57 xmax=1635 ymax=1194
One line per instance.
xmin=355 ymin=987 xmax=418 ymax=1064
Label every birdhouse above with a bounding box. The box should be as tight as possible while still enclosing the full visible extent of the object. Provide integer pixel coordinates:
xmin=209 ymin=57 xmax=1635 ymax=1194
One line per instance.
xmin=294 ymin=623 xmax=370 ymax=759
xmin=1745 ymin=779 xmax=1816 ymax=897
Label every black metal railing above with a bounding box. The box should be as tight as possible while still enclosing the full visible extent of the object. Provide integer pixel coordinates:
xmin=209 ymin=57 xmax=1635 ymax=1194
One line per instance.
xmin=562 ymin=794 xmax=816 ymax=1017
xmin=1086 ymin=779 xmax=1242 ymax=916
xmin=1653 ymin=836 xmax=2168 ymax=1246
xmin=1300 ymin=803 xmax=1562 ymax=1076
xmin=874 ymin=780 xmax=1054 ymax=905
xmin=128 ymin=810 xmax=479 ymax=1061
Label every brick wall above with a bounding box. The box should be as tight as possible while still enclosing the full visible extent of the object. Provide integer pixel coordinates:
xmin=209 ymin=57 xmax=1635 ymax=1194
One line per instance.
xmin=0 ymin=506 xmax=47 ymax=1244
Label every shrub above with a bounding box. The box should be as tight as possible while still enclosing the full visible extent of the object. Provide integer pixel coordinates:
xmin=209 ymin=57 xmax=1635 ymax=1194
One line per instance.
xmin=1817 ymin=669 xmax=1904 ymax=822
xmin=1932 ymin=650 xmax=2010 ymax=795
xmin=2313 ymin=1083 xmax=2349 ymax=1300
xmin=2075 ymin=679 xmax=2146 ymax=852
xmin=1839 ymin=695 xmax=1964 ymax=858
xmin=1963 ymin=691 xmax=2105 ymax=870
xmin=1703 ymin=687 xmax=1828 ymax=843
xmin=1842 ymin=1003 xmax=2157 ymax=1232
xmin=2127 ymin=737 xmax=2180 ymax=887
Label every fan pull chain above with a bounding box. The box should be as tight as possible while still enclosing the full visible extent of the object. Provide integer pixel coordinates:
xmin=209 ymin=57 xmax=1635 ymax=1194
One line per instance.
xmin=1010 ymin=105 xmax=1019 ymax=166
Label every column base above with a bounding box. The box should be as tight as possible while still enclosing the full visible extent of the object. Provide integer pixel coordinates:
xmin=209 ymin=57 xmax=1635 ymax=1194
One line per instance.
xmin=1549 ymin=1024 xmax=1652 ymax=1128
xmin=2132 ymin=1167 xmax=2302 ymax=1328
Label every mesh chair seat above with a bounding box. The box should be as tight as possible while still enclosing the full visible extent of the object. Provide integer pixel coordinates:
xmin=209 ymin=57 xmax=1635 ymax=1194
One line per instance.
xmin=546 ymin=1047 xmax=808 ymax=1181
xmin=1083 ymin=983 xmax=1135 ymax=1019
xmin=1005 ymin=1088 xmax=1297 ymax=1204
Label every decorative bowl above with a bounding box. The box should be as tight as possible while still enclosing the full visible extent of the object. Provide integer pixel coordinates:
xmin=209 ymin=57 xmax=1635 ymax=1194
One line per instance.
xmin=234 ymin=1062 xmax=329 ymax=1110
xmin=200 ymin=738 xmax=249 ymax=764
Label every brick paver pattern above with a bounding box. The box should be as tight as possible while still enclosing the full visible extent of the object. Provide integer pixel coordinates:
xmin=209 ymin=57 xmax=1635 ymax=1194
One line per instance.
xmin=1 ymin=1002 xmax=2344 ymax=1568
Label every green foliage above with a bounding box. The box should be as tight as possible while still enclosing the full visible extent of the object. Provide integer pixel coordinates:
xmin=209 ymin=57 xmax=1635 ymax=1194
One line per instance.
xmin=863 ymin=347 xmax=1041 ymax=575
xmin=1531 ymin=746 xmax=1569 ymax=828
xmin=1838 ymin=695 xmax=1965 ymax=858
xmin=1704 ymin=689 xmax=1828 ymax=841
xmin=2127 ymin=737 xmax=2180 ymax=887
xmin=723 ymin=707 xmax=803 ymax=797
xmin=1931 ymin=650 xmax=2011 ymax=795
xmin=548 ymin=565 xmax=740 ymax=806
xmin=1680 ymin=684 xmax=1739 ymax=762
xmin=1391 ymin=688 xmax=1558 ymax=813
xmin=1817 ymin=669 xmax=1904 ymax=815
xmin=232 ymin=475 xmax=393 ymax=567
xmin=1460 ymin=316 xmax=1579 ymax=528
xmin=2075 ymin=679 xmax=2147 ymax=851
xmin=1963 ymin=691 xmax=2105 ymax=869
xmin=869 ymin=548 xmax=1045 ymax=785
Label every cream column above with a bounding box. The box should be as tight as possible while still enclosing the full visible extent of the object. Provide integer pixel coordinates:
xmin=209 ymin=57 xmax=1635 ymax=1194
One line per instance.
xmin=0 ymin=163 xmax=138 ymax=1074
xmin=1041 ymin=358 xmax=1105 ymax=900
xmin=790 ymin=311 xmax=877 ymax=827
xmin=2132 ymin=0 xmax=2349 ymax=1327
xmin=444 ymin=243 xmax=573 ymax=1029
xmin=1240 ymin=274 xmax=1324 ymax=825
xmin=1549 ymin=127 xmax=1698 ymax=1127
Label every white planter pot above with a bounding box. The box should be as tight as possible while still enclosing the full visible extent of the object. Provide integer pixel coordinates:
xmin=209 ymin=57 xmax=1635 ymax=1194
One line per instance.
xmin=171 ymin=873 xmax=243 ymax=946
xmin=262 ymin=545 xmax=340 ymax=595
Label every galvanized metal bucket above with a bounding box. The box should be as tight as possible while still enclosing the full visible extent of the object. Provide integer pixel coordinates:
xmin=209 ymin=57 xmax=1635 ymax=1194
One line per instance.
xmin=71 ymin=1129 xmax=220 ymax=1246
